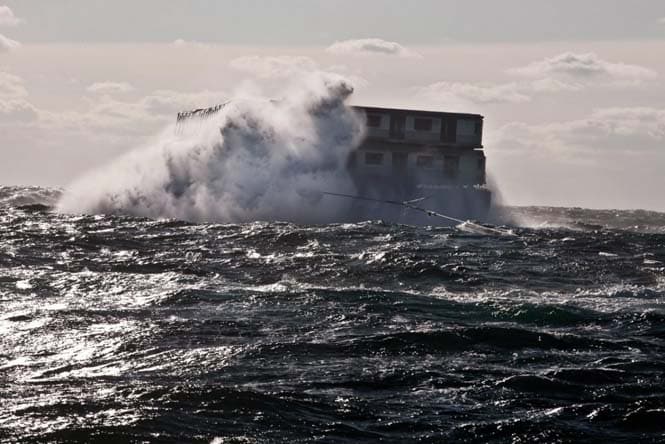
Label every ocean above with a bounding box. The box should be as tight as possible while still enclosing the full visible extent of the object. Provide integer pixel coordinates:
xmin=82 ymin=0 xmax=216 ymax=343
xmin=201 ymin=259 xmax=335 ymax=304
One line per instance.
xmin=1 ymin=185 xmax=664 ymax=443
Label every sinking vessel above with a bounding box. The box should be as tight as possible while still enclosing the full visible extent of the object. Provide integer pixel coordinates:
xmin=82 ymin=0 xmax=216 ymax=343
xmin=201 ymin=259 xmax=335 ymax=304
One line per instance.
xmin=348 ymin=106 xmax=490 ymax=222
xmin=176 ymin=103 xmax=491 ymax=224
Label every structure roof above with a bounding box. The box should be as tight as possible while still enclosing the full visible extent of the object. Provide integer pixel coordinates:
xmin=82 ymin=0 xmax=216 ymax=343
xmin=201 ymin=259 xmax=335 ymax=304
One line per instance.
xmin=353 ymin=105 xmax=483 ymax=120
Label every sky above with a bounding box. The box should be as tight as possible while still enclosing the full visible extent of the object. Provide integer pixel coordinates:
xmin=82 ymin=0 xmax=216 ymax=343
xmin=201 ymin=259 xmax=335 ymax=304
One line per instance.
xmin=1 ymin=0 xmax=665 ymax=211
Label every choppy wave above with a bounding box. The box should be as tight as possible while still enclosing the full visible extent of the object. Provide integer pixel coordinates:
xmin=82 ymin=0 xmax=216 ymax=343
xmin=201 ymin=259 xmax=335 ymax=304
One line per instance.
xmin=507 ymin=205 xmax=665 ymax=234
xmin=1 ymin=186 xmax=665 ymax=443
xmin=0 ymin=185 xmax=61 ymax=209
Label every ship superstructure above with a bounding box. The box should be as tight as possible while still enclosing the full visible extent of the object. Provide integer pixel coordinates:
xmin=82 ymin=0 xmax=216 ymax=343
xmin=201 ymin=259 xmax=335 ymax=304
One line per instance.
xmin=175 ymin=103 xmax=491 ymax=223
xmin=349 ymin=106 xmax=490 ymax=220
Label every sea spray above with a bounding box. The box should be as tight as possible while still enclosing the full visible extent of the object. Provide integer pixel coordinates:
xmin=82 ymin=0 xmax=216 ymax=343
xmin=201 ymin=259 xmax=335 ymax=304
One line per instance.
xmin=57 ymin=73 xmax=365 ymax=223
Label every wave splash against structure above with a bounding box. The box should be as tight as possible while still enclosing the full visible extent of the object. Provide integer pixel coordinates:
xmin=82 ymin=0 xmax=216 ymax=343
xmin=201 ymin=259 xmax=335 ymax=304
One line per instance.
xmin=57 ymin=74 xmax=365 ymax=224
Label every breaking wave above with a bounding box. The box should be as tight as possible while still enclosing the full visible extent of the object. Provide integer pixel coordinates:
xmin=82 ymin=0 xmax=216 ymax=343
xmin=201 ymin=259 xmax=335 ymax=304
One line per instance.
xmin=57 ymin=74 xmax=365 ymax=223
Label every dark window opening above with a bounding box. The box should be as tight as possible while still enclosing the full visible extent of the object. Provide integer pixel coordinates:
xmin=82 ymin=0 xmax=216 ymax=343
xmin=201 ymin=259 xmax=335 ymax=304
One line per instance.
xmin=365 ymin=152 xmax=384 ymax=166
xmin=416 ymin=155 xmax=434 ymax=168
xmin=389 ymin=114 xmax=406 ymax=139
xmin=474 ymin=120 xmax=482 ymax=135
xmin=414 ymin=118 xmax=433 ymax=131
xmin=367 ymin=114 xmax=382 ymax=128
xmin=444 ymin=155 xmax=460 ymax=178
xmin=441 ymin=118 xmax=457 ymax=143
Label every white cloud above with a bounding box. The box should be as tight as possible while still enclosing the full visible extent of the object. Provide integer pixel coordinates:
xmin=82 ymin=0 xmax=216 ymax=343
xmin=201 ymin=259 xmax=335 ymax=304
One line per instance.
xmin=41 ymin=89 xmax=227 ymax=135
xmin=140 ymin=89 xmax=227 ymax=115
xmin=578 ymin=107 xmax=665 ymax=140
xmin=1 ymin=68 xmax=220 ymax=140
xmin=172 ymin=38 xmax=209 ymax=49
xmin=326 ymin=38 xmax=421 ymax=58
xmin=416 ymin=75 xmax=587 ymax=106
xmin=493 ymin=107 xmax=665 ymax=159
xmin=86 ymin=81 xmax=135 ymax=95
xmin=0 ymin=99 xmax=39 ymax=123
xmin=527 ymin=77 xmax=583 ymax=93
xmin=509 ymin=52 xmax=657 ymax=84
xmin=0 ymin=32 xmax=19 ymax=51
xmin=0 ymin=73 xmax=38 ymax=125
xmin=229 ymin=55 xmax=318 ymax=79
xmin=1 ymin=73 xmax=226 ymax=140
xmin=0 ymin=71 xmax=27 ymax=98
xmin=416 ymin=81 xmax=531 ymax=105
xmin=0 ymin=6 xmax=22 ymax=27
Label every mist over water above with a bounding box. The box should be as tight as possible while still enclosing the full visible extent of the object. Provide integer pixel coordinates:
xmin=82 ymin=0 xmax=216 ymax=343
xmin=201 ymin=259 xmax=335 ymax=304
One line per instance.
xmin=57 ymin=74 xmax=365 ymax=224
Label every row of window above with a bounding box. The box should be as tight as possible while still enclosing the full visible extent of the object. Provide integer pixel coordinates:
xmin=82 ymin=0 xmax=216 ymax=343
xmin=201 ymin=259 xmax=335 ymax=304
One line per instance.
xmin=366 ymin=114 xmax=433 ymax=131
xmin=366 ymin=114 xmax=481 ymax=135
xmin=364 ymin=152 xmax=462 ymax=171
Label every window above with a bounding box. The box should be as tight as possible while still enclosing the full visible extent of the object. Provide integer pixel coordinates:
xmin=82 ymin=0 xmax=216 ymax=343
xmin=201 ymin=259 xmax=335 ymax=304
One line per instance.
xmin=441 ymin=118 xmax=457 ymax=143
xmin=367 ymin=114 xmax=382 ymax=128
xmin=365 ymin=152 xmax=384 ymax=166
xmin=389 ymin=114 xmax=406 ymax=139
xmin=416 ymin=155 xmax=434 ymax=168
xmin=474 ymin=120 xmax=482 ymax=135
xmin=457 ymin=119 xmax=476 ymax=136
xmin=414 ymin=118 xmax=433 ymax=131
xmin=444 ymin=155 xmax=460 ymax=178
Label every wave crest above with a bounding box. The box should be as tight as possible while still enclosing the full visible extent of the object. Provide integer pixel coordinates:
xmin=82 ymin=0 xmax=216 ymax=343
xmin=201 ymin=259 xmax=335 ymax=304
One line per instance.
xmin=57 ymin=74 xmax=364 ymax=223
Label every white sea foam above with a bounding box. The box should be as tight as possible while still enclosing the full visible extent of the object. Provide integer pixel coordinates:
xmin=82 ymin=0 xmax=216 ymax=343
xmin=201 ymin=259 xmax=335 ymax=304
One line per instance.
xmin=57 ymin=73 xmax=365 ymax=224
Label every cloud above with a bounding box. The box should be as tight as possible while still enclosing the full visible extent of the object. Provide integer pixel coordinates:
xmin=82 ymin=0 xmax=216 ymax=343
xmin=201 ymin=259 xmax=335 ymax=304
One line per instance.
xmin=42 ymin=89 xmax=228 ymax=135
xmin=0 ymin=6 xmax=22 ymax=27
xmin=86 ymin=81 xmax=135 ymax=95
xmin=0 ymin=73 xmax=38 ymax=125
xmin=0 ymin=6 xmax=21 ymax=52
xmin=580 ymin=107 xmax=665 ymax=139
xmin=172 ymin=39 xmax=209 ymax=49
xmin=416 ymin=75 xmax=586 ymax=106
xmin=658 ymin=17 xmax=665 ymax=24
xmin=0 ymin=99 xmax=39 ymax=123
xmin=0 ymin=32 xmax=19 ymax=51
xmin=528 ymin=77 xmax=583 ymax=93
xmin=139 ymin=89 xmax=227 ymax=115
xmin=229 ymin=55 xmax=319 ymax=79
xmin=509 ymin=52 xmax=657 ymax=83
xmin=416 ymin=81 xmax=531 ymax=104
xmin=0 ymin=73 xmax=226 ymax=142
xmin=326 ymin=38 xmax=421 ymax=58
xmin=493 ymin=107 xmax=665 ymax=158
xmin=0 ymin=71 xmax=27 ymax=98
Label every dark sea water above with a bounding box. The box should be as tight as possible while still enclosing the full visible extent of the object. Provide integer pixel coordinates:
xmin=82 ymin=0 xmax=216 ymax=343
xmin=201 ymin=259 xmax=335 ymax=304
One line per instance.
xmin=1 ymin=185 xmax=664 ymax=443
